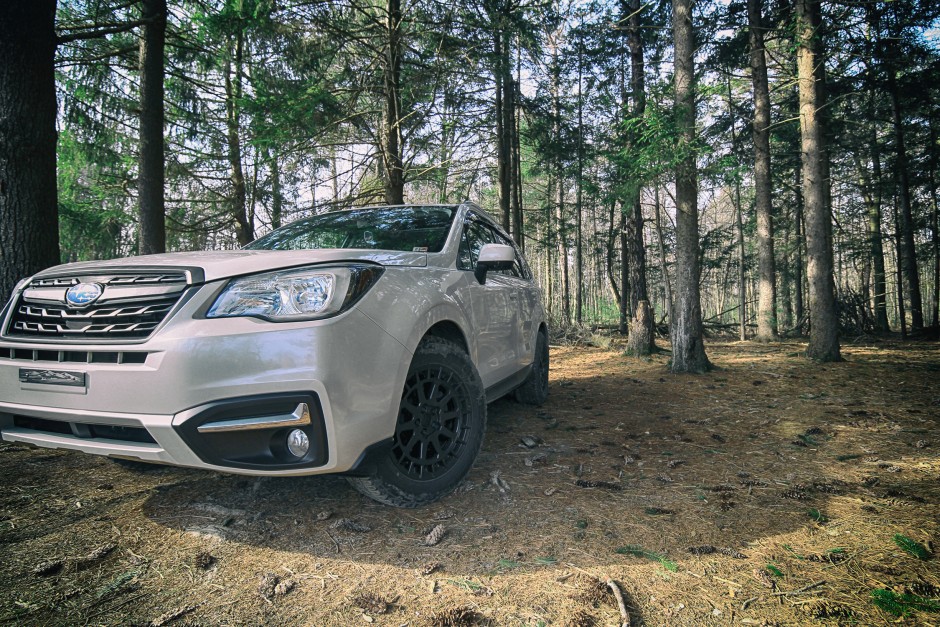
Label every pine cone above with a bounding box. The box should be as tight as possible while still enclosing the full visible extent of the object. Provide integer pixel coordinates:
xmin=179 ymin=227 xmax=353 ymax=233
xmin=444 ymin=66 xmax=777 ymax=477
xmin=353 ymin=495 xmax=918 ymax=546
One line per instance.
xmin=330 ymin=518 xmax=371 ymax=532
xmin=425 ymin=524 xmax=446 ymax=546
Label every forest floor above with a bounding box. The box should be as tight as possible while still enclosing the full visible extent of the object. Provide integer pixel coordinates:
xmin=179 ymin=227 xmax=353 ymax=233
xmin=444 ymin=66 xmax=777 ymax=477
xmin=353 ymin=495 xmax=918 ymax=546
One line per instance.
xmin=1 ymin=338 xmax=939 ymax=626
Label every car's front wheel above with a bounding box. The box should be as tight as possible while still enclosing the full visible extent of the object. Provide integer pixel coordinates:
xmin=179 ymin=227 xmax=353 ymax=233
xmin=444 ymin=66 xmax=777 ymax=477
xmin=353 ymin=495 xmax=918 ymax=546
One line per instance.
xmin=348 ymin=336 xmax=486 ymax=507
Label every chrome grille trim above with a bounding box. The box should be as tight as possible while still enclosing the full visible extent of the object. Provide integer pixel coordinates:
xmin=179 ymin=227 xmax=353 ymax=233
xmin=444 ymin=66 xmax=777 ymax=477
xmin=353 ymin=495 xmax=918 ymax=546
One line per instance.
xmin=4 ymin=271 xmax=191 ymax=342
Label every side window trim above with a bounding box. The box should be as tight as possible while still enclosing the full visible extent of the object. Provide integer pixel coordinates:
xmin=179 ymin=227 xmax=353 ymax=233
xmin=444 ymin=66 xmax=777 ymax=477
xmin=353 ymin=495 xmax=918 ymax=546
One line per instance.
xmin=458 ymin=212 xmax=532 ymax=281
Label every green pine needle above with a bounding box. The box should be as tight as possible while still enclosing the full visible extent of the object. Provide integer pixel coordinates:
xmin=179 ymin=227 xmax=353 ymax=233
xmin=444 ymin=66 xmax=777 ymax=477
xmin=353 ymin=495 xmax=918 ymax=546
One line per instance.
xmin=894 ymin=534 xmax=931 ymax=560
xmin=807 ymin=508 xmax=828 ymax=523
xmin=871 ymin=588 xmax=940 ymax=616
xmin=497 ymin=559 xmax=521 ymax=570
xmin=765 ymin=564 xmax=784 ymax=578
xmin=616 ymin=545 xmax=678 ymax=572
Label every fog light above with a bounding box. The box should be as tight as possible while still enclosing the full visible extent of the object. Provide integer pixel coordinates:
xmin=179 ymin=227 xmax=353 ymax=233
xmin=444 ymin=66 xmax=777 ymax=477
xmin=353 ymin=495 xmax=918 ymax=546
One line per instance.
xmin=286 ymin=429 xmax=310 ymax=458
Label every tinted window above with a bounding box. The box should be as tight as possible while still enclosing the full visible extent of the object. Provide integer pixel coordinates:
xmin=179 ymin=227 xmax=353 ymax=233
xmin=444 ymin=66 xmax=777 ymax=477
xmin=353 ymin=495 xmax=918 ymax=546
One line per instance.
xmin=458 ymin=220 xmax=499 ymax=270
xmin=457 ymin=215 xmax=529 ymax=279
xmin=246 ymin=206 xmax=457 ymax=253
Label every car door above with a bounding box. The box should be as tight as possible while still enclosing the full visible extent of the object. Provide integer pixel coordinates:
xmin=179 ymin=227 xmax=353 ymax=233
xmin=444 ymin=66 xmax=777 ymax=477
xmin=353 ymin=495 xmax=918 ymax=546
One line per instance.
xmin=457 ymin=216 xmax=519 ymax=388
xmin=485 ymin=228 xmax=540 ymax=371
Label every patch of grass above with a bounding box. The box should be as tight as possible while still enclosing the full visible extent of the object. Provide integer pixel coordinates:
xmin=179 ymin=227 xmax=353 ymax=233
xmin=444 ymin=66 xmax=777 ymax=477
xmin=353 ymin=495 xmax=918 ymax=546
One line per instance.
xmin=496 ymin=559 xmax=521 ymax=571
xmin=782 ymin=544 xmax=802 ymax=558
xmin=616 ymin=545 xmax=678 ymax=572
xmin=871 ymin=588 xmax=940 ymax=616
xmin=534 ymin=556 xmax=557 ymax=566
xmin=96 ymin=569 xmax=142 ymax=600
xmin=765 ymin=563 xmax=784 ymax=578
xmin=807 ymin=508 xmax=828 ymax=523
xmin=894 ymin=534 xmax=931 ymax=560
xmin=446 ymin=578 xmax=484 ymax=593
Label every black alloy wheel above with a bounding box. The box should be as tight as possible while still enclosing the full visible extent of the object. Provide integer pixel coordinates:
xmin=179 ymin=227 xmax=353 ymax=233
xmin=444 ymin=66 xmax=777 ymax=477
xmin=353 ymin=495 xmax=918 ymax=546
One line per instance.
xmin=393 ymin=365 xmax=470 ymax=479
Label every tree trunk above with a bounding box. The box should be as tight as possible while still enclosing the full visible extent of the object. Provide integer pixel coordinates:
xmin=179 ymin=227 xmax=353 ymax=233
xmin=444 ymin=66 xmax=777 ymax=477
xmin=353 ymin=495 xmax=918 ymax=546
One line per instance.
xmin=863 ymin=2 xmax=889 ymax=332
xmin=627 ymin=300 xmax=653 ymax=356
xmin=930 ymin=122 xmax=940 ymax=330
xmin=138 ymin=0 xmax=166 ymax=255
xmin=381 ymin=0 xmax=405 ymax=205
xmin=735 ymin=177 xmax=746 ymax=341
xmin=330 ymin=145 xmax=340 ymax=204
xmin=606 ymin=200 xmax=622 ymax=307
xmin=510 ymin=44 xmax=523 ymax=246
xmin=748 ymin=0 xmax=777 ymax=341
xmin=725 ymin=75 xmax=746 ymax=341
xmin=269 ymin=148 xmax=283 ymax=230
xmin=654 ymin=183 xmax=674 ymax=326
xmin=780 ymin=208 xmax=794 ymax=331
xmin=855 ymin=148 xmax=889 ymax=332
xmin=893 ymin=194 xmax=908 ymax=338
xmin=887 ymin=60 xmax=923 ymax=330
xmin=512 ymin=110 xmax=523 ymax=245
xmin=796 ymin=0 xmax=840 ymax=361
xmin=575 ymin=29 xmax=584 ymax=325
xmin=494 ymin=29 xmax=511 ymax=232
xmin=556 ymin=177 xmax=570 ymax=325
xmin=0 ymin=0 xmax=59 ymax=303
xmin=670 ymin=0 xmax=710 ymax=373
xmin=793 ymin=164 xmax=805 ymax=328
xmin=625 ymin=0 xmax=654 ymax=354
xmin=550 ymin=41 xmax=569 ymax=325
xmin=225 ymin=28 xmax=252 ymax=245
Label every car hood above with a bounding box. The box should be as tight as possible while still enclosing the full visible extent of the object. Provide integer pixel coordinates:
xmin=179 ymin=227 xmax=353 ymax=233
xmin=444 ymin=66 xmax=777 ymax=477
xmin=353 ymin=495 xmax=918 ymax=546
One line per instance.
xmin=32 ymin=249 xmax=429 ymax=283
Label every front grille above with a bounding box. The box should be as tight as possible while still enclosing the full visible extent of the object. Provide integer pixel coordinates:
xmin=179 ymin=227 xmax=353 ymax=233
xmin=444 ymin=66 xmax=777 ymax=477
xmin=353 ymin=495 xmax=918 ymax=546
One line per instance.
xmin=12 ymin=415 xmax=157 ymax=444
xmin=0 ymin=347 xmax=149 ymax=364
xmin=4 ymin=272 xmax=190 ymax=342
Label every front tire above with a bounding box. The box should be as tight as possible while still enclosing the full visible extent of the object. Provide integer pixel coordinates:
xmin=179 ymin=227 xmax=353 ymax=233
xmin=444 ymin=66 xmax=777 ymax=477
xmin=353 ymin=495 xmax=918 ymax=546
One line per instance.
xmin=348 ymin=337 xmax=486 ymax=507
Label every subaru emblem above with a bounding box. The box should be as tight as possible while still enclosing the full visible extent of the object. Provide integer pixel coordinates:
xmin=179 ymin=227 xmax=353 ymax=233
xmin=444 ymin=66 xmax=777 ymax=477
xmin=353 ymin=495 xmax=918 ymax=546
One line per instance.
xmin=65 ymin=283 xmax=104 ymax=307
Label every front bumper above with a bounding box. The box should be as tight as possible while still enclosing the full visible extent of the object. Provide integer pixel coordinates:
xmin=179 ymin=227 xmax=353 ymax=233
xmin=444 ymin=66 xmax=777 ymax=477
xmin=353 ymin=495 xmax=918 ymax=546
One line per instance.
xmin=0 ymin=284 xmax=411 ymax=476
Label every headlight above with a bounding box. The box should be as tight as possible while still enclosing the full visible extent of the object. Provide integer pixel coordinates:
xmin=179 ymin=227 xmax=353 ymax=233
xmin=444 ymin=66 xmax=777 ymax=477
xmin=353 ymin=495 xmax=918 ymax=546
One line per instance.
xmin=206 ymin=264 xmax=383 ymax=322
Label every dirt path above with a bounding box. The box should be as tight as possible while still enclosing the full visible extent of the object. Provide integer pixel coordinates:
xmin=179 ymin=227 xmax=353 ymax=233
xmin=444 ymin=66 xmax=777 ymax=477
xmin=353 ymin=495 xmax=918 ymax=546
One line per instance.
xmin=1 ymin=339 xmax=938 ymax=625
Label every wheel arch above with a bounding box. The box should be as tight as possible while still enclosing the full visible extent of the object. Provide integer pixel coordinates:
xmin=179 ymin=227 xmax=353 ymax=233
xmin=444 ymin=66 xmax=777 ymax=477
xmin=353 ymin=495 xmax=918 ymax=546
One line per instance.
xmin=536 ymin=321 xmax=549 ymax=340
xmin=422 ymin=320 xmax=469 ymax=354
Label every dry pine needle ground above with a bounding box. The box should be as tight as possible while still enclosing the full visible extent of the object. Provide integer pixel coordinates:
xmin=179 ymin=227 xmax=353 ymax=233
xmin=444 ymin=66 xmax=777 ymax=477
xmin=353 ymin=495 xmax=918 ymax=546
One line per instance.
xmin=0 ymin=339 xmax=938 ymax=625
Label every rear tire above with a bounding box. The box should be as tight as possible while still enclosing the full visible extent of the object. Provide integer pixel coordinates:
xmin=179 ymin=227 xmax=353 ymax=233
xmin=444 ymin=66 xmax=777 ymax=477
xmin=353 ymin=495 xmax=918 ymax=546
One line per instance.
xmin=515 ymin=330 xmax=549 ymax=406
xmin=348 ymin=337 xmax=486 ymax=507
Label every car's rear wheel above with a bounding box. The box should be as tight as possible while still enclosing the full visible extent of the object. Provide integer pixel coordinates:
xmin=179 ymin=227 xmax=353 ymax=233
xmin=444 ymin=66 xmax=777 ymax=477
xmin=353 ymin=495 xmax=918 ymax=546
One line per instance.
xmin=515 ymin=329 xmax=549 ymax=405
xmin=348 ymin=337 xmax=486 ymax=507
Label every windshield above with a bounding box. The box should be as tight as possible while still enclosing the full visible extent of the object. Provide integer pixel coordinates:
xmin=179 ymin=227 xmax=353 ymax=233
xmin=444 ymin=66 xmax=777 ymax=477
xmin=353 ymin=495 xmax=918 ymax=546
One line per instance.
xmin=246 ymin=205 xmax=457 ymax=253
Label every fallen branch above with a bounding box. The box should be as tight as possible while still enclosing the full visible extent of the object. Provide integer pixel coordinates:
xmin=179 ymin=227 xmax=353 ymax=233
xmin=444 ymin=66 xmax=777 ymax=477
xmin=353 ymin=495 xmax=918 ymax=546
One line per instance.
xmin=606 ymin=578 xmax=631 ymax=627
xmin=770 ymin=580 xmax=825 ymax=597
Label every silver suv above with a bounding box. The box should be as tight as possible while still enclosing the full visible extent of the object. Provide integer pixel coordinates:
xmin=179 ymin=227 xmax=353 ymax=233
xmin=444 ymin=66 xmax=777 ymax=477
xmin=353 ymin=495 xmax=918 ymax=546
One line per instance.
xmin=0 ymin=203 xmax=548 ymax=506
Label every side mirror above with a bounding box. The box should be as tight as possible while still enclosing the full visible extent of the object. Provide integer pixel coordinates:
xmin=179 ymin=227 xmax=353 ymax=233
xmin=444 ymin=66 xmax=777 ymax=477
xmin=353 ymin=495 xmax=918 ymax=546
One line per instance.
xmin=474 ymin=243 xmax=515 ymax=284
